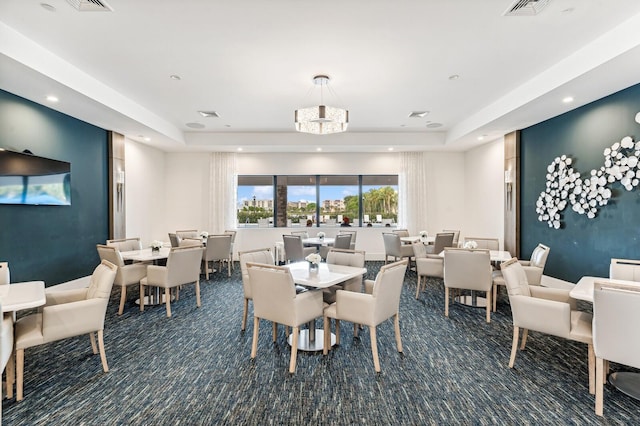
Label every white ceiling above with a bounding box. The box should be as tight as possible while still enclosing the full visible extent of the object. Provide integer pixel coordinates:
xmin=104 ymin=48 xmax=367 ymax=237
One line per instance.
xmin=1 ymin=0 xmax=640 ymax=153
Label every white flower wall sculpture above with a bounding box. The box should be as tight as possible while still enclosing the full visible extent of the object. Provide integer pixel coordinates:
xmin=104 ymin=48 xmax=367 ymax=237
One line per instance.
xmin=536 ymin=112 xmax=640 ymax=229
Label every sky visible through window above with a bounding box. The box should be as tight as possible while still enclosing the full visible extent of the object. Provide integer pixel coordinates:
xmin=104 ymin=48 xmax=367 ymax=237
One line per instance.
xmin=237 ymin=185 xmax=358 ymax=207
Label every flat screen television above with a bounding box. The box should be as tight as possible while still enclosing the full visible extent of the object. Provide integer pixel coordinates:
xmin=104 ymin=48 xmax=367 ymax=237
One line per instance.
xmin=0 ymin=149 xmax=71 ymax=205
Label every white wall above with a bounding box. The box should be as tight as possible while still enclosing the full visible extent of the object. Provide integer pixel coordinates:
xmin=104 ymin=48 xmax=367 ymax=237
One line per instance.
xmin=125 ymin=139 xmax=167 ymax=246
xmin=123 ymin=146 xmax=504 ymax=257
xmin=463 ymin=138 xmax=504 ymax=248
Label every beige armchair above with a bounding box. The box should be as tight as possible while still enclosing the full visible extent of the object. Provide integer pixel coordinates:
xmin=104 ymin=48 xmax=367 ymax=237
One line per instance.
xmin=239 ymin=248 xmax=275 ymax=331
xmin=500 ymin=258 xmax=594 ymax=393
xmin=1 ymin=299 xmax=14 ymax=407
xmin=323 ymin=260 xmax=408 ymax=372
xmin=320 ymin=233 xmax=351 ymax=260
xmin=203 ymin=234 xmax=232 ymax=278
xmin=382 ymin=233 xmax=413 ymax=265
xmin=443 ymin=248 xmax=493 ymax=323
xmin=97 ymin=244 xmax=147 ymax=315
xmin=168 ymin=233 xmax=180 ymax=248
xmin=246 ymin=263 xmax=323 ymax=374
xmin=424 ymin=232 xmax=455 ymax=255
xmin=609 ymin=258 xmax=640 ymax=280
xmin=491 ymin=243 xmax=550 ymax=312
xmin=323 ymin=248 xmax=365 ymax=304
xmin=224 ymin=230 xmax=237 ymax=271
xmin=593 ymin=282 xmax=640 ymax=416
xmin=14 ymin=260 xmax=117 ymax=401
xmin=463 ymin=236 xmax=499 ymax=250
xmin=442 ymin=229 xmax=460 ymax=247
xmin=106 ymin=237 xmax=142 ymax=252
xmin=176 ymin=229 xmax=199 ymax=239
xmin=282 ymin=234 xmax=316 ymax=263
xmin=140 ymin=246 xmax=203 ymax=318
xmin=338 ymin=229 xmax=357 ymax=250
xmin=413 ymin=242 xmax=444 ymax=299
xmin=0 ymin=261 xmax=9 ymax=284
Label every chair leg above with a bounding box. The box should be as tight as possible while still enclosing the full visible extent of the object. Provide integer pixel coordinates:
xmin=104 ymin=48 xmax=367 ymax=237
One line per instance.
xmin=272 ymin=322 xmax=278 ymax=342
xmin=492 ymin=283 xmax=498 ymax=312
xmin=289 ymin=326 xmax=299 ymax=374
xmin=16 ymin=348 xmax=24 ymax=401
xmin=323 ymin=316 xmax=330 ymax=355
xmin=251 ymin=317 xmax=259 ymax=358
xmin=241 ymin=298 xmax=249 ymax=331
xmin=444 ymin=287 xmax=450 ymax=317
xmin=520 ymin=329 xmax=528 ymax=350
xmin=353 ymin=323 xmax=358 ymax=337
xmin=139 ymin=284 xmax=145 ymax=312
xmin=588 ymin=343 xmax=595 ymax=395
xmin=89 ymin=331 xmax=98 ymax=354
xmin=485 ymin=290 xmax=491 ymax=323
xmin=394 ymin=313 xmax=403 ymax=353
xmin=370 ymin=326 xmax=381 ymax=373
xmin=415 ymin=275 xmax=421 ymax=299
xmin=165 ymin=288 xmax=172 ymax=317
xmin=195 ymin=279 xmax=201 ymax=307
xmin=335 ymin=319 xmax=341 ymax=344
xmin=97 ymin=329 xmax=109 ymax=372
xmin=227 ymin=257 xmax=231 ymax=277
xmin=205 ymin=260 xmax=210 ymax=280
xmin=118 ymin=286 xmax=127 ymax=315
xmin=595 ymin=357 xmax=604 ymax=416
xmin=6 ymin=349 xmax=14 ymax=399
xmin=509 ymin=326 xmax=519 ymax=368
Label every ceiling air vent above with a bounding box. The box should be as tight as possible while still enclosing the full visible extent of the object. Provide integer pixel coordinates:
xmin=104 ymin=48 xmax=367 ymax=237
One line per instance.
xmin=503 ymin=0 xmax=550 ymax=16
xmin=65 ymin=0 xmax=113 ymax=12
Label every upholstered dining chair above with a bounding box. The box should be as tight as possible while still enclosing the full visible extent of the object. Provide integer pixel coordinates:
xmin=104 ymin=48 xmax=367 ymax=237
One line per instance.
xmin=96 ymin=244 xmax=147 ymax=315
xmin=1 ymin=299 xmax=14 ymax=406
xmin=463 ymin=236 xmax=499 ymax=250
xmin=500 ymin=258 xmax=594 ymax=394
xmin=424 ymin=232 xmax=455 ymax=255
xmin=322 ymin=248 xmax=366 ymax=304
xmin=392 ymin=229 xmax=410 ymax=238
xmin=338 ymin=229 xmax=357 ymax=250
xmin=609 ymin=258 xmax=640 ymax=281
xmin=382 ymin=233 xmax=414 ymax=266
xmin=176 ymin=229 xmax=199 ymax=239
xmin=106 ymin=237 xmax=143 ymax=252
xmin=442 ymin=229 xmax=460 ymax=247
xmin=320 ymin=233 xmax=352 ymax=260
xmin=0 ymin=261 xmax=9 ymax=285
xmin=491 ymin=243 xmax=550 ymax=312
xmin=323 ymin=260 xmax=408 ymax=373
xmin=168 ymin=233 xmax=180 ymax=248
xmin=139 ymin=246 xmax=204 ymax=318
xmin=203 ymin=234 xmax=233 ymax=278
xmin=593 ymin=281 xmax=640 ymax=416
xmin=239 ymin=248 xmax=275 ymax=331
xmin=443 ymin=248 xmax=493 ymax=323
xmin=282 ymin=234 xmax=316 ymax=263
xmin=246 ymin=263 xmax=323 ymax=374
xmin=290 ymin=230 xmax=309 ymax=239
xmin=413 ymin=242 xmax=444 ymax=299
xmin=224 ymin=230 xmax=237 ymax=272
xmin=14 ymin=260 xmax=117 ymax=401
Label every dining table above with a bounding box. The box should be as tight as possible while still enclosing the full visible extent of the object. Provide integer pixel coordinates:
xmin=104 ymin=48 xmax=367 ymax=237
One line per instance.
xmin=0 ymin=281 xmax=46 ymax=312
xmin=284 ymin=261 xmax=367 ymax=352
xmin=302 ymin=237 xmax=335 ymax=247
xmin=571 ymin=276 xmax=640 ymax=402
xmin=121 ymin=247 xmax=173 ymax=306
xmin=400 ymin=235 xmax=435 ymax=245
xmin=439 ymin=249 xmax=512 ymax=308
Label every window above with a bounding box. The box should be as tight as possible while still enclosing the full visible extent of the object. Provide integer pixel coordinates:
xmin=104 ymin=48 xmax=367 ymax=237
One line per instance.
xmin=236 ymin=174 xmax=398 ymax=227
xmin=237 ymin=176 xmax=274 ymax=227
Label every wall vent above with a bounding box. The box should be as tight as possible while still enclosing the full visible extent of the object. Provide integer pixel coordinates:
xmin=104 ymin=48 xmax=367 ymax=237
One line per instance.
xmin=66 ymin=0 xmax=113 ymax=12
xmin=503 ymin=0 xmax=550 ymax=16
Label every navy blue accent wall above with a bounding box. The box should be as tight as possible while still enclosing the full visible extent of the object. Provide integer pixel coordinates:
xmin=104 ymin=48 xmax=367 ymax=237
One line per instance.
xmin=521 ymin=83 xmax=640 ymax=282
xmin=0 ymin=90 xmax=108 ymax=285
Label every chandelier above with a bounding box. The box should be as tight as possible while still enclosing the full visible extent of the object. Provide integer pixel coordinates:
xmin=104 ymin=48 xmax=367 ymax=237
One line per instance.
xmin=294 ymin=75 xmax=349 ymax=135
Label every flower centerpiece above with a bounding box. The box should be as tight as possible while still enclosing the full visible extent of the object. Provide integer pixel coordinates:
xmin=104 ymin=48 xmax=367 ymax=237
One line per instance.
xmin=419 ymin=230 xmax=428 ymax=242
xmin=463 ymin=240 xmax=478 ymax=249
xmin=199 ymin=231 xmax=209 ymax=239
xmin=317 ymin=231 xmax=325 ymax=240
xmin=305 ymin=252 xmax=322 ymax=273
xmin=150 ymin=240 xmax=164 ymax=253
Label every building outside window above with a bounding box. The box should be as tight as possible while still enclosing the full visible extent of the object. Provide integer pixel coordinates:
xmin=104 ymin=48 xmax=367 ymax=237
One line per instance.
xmin=282 ymin=175 xmax=316 ymax=227
xmin=237 ymin=175 xmax=274 ymax=227
xmin=318 ymin=175 xmax=359 ymax=226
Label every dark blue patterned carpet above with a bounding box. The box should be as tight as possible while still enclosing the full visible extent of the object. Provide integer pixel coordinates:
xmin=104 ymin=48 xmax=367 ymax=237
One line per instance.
xmin=2 ymin=262 xmax=638 ymax=425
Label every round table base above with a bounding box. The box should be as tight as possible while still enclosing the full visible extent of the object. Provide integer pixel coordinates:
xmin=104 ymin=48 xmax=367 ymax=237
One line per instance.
xmin=609 ymin=372 xmax=640 ymax=401
xmin=455 ymin=294 xmax=488 ymax=308
xmin=288 ymin=329 xmax=336 ymax=352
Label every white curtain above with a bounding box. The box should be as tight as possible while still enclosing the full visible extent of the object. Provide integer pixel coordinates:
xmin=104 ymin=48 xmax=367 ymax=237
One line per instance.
xmin=209 ymin=152 xmax=237 ymax=233
xmin=398 ymin=152 xmax=429 ymax=234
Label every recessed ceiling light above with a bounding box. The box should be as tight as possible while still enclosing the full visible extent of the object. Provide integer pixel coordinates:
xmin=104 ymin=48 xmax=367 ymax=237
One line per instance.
xmin=198 ymin=111 xmax=220 ymax=118
xmin=448 ymin=74 xmax=460 ymax=80
xmin=409 ymin=111 xmax=429 ymax=118
xmin=316 ymin=147 xmax=322 ymax=152
xmin=561 ymin=7 xmax=574 ymax=13
xmin=46 ymin=95 xmax=58 ymax=102
xmin=477 ymin=136 xmax=485 ymax=141
xmin=40 ymin=3 xmax=56 ymax=12
xmin=185 ymin=122 xmax=205 ymax=129
xmin=169 ymin=74 xmax=181 ymax=80
xmin=388 ymin=147 xmax=394 ymax=151
xmin=144 ymin=137 xmax=151 ymax=142
xmin=426 ymin=123 xmax=443 ymax=128
xmin=225 ymin=124 xmax=231 ymax=128
xmin=562 ymin=96 xmax=574 ymax=103
xmin=237 ymin=147 xmax=243 ymax=151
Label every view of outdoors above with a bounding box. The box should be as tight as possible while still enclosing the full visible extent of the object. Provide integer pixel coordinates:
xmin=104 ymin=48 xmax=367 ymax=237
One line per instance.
xmin=237 ymin=175 xmax=398 ymax=227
